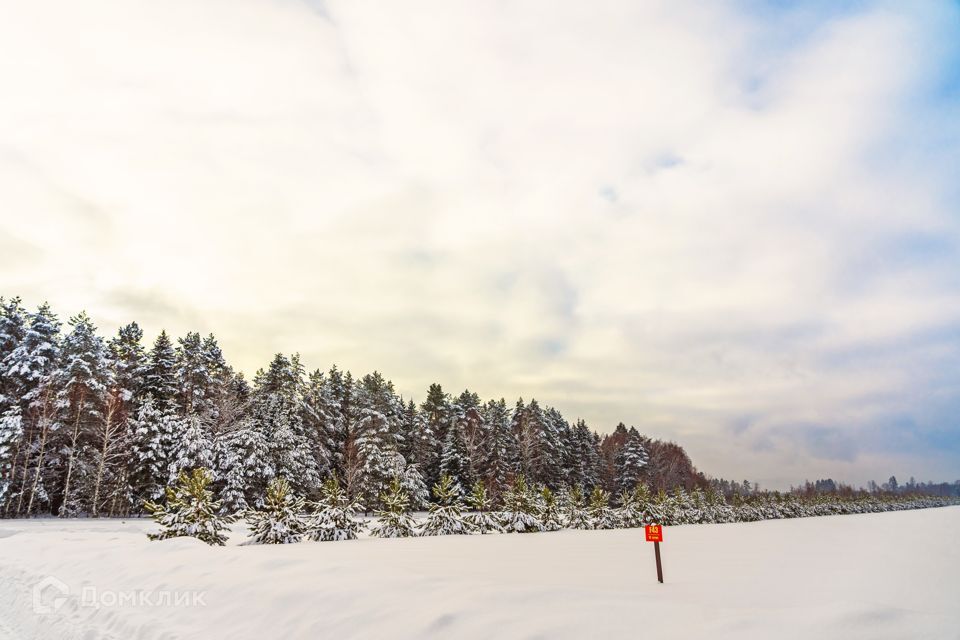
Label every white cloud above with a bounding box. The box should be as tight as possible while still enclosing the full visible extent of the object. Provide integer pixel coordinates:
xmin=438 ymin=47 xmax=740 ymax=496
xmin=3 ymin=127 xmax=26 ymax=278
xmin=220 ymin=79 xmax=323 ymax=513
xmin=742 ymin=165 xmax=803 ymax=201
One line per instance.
xmin=1 ymin=0 xmax=958 ymax=487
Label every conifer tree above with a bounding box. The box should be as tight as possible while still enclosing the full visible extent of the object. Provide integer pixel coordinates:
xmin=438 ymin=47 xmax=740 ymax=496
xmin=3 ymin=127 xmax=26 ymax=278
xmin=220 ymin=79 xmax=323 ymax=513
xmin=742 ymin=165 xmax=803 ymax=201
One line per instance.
xmin=420 ymin=474 xmax=469 ymax=536
xmin=463 ymin=480 xmax=503 ymax=534
xmin=616 ymin=427 xmax=649 ymax=493
xmin=480 ymin=398 xmax=518 ymax=501
xmin=370 ymin=476 xmax=418 ymax=538
xmin=0 ymin=406 xmax=23 ymax=508
xmin=244 ymin=477 xmax=307 ymax=544
xmin=563 ymin=484 xmax=592 ymax=529
xmin=143 ymin=331 xmax=178 ymax=412
xmin=418 ymin=383 xmax=449 ymax=487
xmin=349 ymin=372 xmax=402 ymax=509
xmin=306 ymin=475 xmax=365 ymax=541
xmin=215 ymin=418 xmax=273 ymax=512
xmin=54 ymin=311 xmax=110 ymax=516
xmin=439 ymin=421 xmax=471 ymax=494
xmin=538 ymin=486 xmax=564 ymax=531
xmin=0 ymin=297 xmax=27 ymax=413
xmin=145 ymin=467 xmax=235 ymax=545
xmin=499 ymin=474 xmax=543 ymax=533
xmin=168 ymin=413 xmax=214 ymax=482
xmin=176 ymin=331 xmax=220 ymax=418
xmin=588 ymin=486 xmax=616 ymax=529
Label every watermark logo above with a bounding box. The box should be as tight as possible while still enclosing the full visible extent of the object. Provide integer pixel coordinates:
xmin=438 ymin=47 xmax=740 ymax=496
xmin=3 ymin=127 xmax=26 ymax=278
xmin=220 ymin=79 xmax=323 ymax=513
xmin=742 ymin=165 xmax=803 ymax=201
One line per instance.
xmin=32 ymin=576 xmax=206 ymax=613
xmin=32 ymin=576 xmax=69 ymax=614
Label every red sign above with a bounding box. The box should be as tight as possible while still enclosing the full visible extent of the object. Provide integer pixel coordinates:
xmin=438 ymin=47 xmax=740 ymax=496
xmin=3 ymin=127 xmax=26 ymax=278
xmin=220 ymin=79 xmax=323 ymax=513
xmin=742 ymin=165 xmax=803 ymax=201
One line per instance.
xmin=645 ymin=524 xmax=663 ymax=542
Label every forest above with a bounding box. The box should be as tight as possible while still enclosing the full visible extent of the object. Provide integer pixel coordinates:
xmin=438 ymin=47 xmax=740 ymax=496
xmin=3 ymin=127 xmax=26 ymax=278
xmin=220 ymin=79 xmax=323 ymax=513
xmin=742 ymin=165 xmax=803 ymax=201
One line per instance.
xmin=0 ymin=297 xmax=704 ymax=518
xmin=1 ymin=297 xmax=956 ymax=521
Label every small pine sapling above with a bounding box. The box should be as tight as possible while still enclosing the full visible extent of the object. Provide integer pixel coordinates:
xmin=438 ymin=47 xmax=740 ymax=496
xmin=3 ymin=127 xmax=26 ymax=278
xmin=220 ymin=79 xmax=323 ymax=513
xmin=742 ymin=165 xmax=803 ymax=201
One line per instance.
xmin=587 ymin=486 xmax=616 ymax=530
xmin=463 ymin=481 xmax=503 ymax=534
xmin=563 ymin=484 xmax=592 ymax=530
xmin=499 ymin=475 xmax=543 ymax=533
xmin=615 ymin=489 xmax=641 ymax=528
xmin=632 ymin=483 xmax=654 ymax=525
xmin=306 ymin=475 xmax=365 ymax=541
xmin=538 ymin=486 xmax=564 ymax=531
xmin=370 ymin=476 xmax=418 ymax=538
xmin=244 ymin=477 xmax=307 ymax=544
xmin=145 ymin=467 xmax=235 ymax=546
xmin=420 ymin=474 xmax=470 ymax=536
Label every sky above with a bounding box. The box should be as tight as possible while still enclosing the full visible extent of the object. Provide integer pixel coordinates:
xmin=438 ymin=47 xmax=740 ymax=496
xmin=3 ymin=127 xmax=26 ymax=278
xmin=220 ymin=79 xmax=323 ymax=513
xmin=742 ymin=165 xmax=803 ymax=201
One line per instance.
xmin=1 ymin=0 xmax=959 ymax=489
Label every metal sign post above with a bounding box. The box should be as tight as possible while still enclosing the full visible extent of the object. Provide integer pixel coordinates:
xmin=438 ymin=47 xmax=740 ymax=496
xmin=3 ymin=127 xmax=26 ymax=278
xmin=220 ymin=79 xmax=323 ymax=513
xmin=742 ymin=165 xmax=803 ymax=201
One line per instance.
xmin=645 ymin=524 xmax=664 ymax=583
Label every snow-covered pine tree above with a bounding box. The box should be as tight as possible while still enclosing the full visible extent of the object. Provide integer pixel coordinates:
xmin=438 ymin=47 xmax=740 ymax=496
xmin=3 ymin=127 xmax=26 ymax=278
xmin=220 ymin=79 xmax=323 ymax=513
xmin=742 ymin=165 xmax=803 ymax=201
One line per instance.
xmin=499 ymin=474 xmax=543 ymax=533
xmin=349 ymin=372 xmax=403 ymax=510
xmin=321 ymin=365 xmax=351 ymax=479
xmin=143 ymin=331 xmax=178 ymax=412
xmin=130 ymin=395 xmax=175 ymax=502
xmin=463 ymin=480 xmax=503 ymax=534
xmin=301 ymin=369 xmax=338 ymax=483
xmin=452 ymin=390 xmax=486 ymax=484
xmin=0 ymin=406 xmax=23 ymax=508
xmin=306 ymin=475 xmax=365 ymax=541
xmin=250 ymin=355 xmax=322 ymax=497
xmin=369 ymin=476 xmax=418 ymax=538
xmin=615 ymin=427 xmax=649 ymax=494
xmin=514 ymin=399 xmax=562 ymax=488
xmin=53 ymin=311 xmax=110 ymax=517
xmin=563 ymin=484 xmax=592 ymax=529
xmin=587 ymin=486 xmax=616 ymax=529
xmin=420 ymin=473 xmax=470 ymax=536
xmin=479 ymin=398 xmax=519 ymax=502
xmin=175 ymin=331 xmax=212 ymax=418
xmin=0 ymin=297 xmax=27 ymax=413
xmin=214 ymin=417 xmax=273 ymax=513
xmin=382 ymin=450 xmax=430 ymax=510
xmin=145 ymin=467 xmax=235 ymax=545
xmin=538 ymin=486 xmax=564 ymax=531
xmin=439 ymin=420 xmax=471 ymax=494
xmin=244 ymin=477 xmax=307 ymax=544
xmin=418 ymin=383 xmax=450 ymax=488
xmin=168 ymin=413 xmax=214 ymax=482
xmin=615 ymin=487 xmax=644 ymax=528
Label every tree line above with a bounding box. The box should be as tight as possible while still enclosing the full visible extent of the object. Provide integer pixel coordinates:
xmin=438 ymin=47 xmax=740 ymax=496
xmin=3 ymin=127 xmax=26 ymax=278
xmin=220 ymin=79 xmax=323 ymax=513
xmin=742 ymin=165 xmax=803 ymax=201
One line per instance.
xmin=148 ymin=467 xmax=959 ymax=546
xmin=0 ymin=297 xmax=703 ymax=518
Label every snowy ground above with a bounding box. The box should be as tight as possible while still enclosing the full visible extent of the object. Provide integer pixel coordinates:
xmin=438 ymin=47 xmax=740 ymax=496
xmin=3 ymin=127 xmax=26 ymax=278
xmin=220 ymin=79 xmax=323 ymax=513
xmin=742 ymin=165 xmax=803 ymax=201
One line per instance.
xmin=1 ymin=507 xmax=958 ymax=640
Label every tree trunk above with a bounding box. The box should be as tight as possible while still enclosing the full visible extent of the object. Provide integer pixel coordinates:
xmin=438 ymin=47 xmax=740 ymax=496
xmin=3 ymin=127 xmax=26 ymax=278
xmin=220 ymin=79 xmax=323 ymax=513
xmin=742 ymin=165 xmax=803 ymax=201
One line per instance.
xmin=60 ymin=388 xmax=85 ymax=518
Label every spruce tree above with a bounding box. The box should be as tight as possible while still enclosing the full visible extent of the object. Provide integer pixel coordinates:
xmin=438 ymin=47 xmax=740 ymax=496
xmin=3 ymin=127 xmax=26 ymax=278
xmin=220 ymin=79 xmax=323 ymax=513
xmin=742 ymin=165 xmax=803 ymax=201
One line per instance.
xmin=439 ymin=421 xmax=471 ymax=494
xmin=168 ymin=413 xmax=214 ymax=481
xmin=350 ymin=372 xmax=402 ymax=509
xmin=145 ymin=468 xmax=235 ymax=545
xmin=370 ymin=476 xmax=418 ymax=538
xmin=420 ymin=474 xmax=469 ymax=536
xmin=215 ymin=418 xmax=273 ymax=512
xmin=306 ymin=475 xmax=365 ymax=541
xmin=615 ymin=427 xmax=649 ymax=494
xmin=587 ymin=486 xmax=616 ymax=529
xmin=538 ymin=485 xmax=564 ymax=531
xmin=480 ymin=398 xmax=518 ymax=502
xmin=563 ymin=484 xmax=592 ymax=529
xmin=53 ymin=311 xmax=110 ymax=516
xmin=463 ymin=480 xmax=503 ymax=534
xmin=143 ymin=331 xmax=177 ymax=412
xmin=244 ymin=477 xmax=307 ymax=544
xmin=499 ymin=475 xmax=542 ymax=533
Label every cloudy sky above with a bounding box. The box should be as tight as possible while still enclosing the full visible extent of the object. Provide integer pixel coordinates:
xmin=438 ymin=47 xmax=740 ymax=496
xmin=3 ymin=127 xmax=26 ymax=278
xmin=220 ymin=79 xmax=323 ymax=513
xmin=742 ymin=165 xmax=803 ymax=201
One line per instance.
xmin=2 ymin=0 xmax=959 ymax=488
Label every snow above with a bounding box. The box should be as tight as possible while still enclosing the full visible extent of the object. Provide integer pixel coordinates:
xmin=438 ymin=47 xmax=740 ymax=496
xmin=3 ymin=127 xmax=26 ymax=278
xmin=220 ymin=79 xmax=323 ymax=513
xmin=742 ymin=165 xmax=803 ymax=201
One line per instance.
xmin=1 ymin=507 xmax=958 ymax=639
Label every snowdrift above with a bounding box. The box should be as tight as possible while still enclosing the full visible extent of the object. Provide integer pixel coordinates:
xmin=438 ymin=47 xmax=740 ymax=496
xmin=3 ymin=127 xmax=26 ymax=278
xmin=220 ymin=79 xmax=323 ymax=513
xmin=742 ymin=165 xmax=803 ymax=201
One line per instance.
xmin=1 ymin=506 xmax=958 ymax=639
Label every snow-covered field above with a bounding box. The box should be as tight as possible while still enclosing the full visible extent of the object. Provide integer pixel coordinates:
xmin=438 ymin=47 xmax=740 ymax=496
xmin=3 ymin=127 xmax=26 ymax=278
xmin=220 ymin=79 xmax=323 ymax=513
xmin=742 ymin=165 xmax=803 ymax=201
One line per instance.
xmin=1 ymin=507 xmax=958 ymax=640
